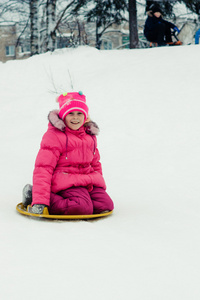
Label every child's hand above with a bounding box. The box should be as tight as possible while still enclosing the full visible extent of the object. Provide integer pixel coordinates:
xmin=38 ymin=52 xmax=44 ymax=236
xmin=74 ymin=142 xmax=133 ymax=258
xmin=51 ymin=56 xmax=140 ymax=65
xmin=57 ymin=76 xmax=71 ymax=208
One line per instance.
xmin=174 ymin=26 xmax=180 ymax=33
xmin=32 ymin=204 xmax=46 ymax=214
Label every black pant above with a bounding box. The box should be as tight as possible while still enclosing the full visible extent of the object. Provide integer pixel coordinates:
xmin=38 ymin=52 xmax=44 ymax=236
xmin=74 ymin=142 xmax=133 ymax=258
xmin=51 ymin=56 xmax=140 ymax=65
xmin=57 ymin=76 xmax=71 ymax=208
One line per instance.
xmin=145 ymin=23 xmax=172 ymax=45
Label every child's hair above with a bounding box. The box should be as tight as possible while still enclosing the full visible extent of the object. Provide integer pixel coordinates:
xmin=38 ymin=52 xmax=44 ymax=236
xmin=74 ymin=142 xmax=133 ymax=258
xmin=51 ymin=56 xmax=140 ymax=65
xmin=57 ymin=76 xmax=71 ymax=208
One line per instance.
xmin=56 ymin=91 xmax=89 ymax=121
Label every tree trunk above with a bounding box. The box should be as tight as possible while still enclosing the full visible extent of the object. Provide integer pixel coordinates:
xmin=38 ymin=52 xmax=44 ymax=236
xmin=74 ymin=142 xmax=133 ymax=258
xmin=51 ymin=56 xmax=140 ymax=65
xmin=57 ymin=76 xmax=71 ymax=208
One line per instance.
xmin=96 ymin=18 xmax=102 ymax=49
xmin=46 ymin=0 xmax=56 ymax=52
xmin=30 ymin=0 xmax=39 ymax=55
xmin=129 ymin=0 xmax=139 ymax=49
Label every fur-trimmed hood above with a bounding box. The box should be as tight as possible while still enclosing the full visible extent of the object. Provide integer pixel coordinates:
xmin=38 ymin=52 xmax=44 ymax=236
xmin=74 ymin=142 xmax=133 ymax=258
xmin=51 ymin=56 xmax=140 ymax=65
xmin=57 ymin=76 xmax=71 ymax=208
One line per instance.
xmin=48 ymin=110 xmax=99 ymax=135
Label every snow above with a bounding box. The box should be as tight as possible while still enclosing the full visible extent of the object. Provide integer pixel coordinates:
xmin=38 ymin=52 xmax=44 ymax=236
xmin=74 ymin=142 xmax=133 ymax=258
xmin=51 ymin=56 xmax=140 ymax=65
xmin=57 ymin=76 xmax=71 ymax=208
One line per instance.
xmin=1 ymin=44 xmax=200 ymax=299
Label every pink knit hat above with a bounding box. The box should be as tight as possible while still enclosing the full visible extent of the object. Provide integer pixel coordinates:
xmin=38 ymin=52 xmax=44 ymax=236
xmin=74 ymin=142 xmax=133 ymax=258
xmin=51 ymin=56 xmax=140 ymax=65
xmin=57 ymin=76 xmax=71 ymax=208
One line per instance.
xmin=57 ymin=91 xmax=89 ymax=120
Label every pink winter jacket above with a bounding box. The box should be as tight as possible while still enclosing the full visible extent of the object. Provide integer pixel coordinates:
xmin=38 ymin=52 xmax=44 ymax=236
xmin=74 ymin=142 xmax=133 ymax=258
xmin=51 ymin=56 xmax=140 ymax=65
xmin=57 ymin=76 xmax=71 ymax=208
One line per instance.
xmin=32 ymin=112 xmax=106 ymax=206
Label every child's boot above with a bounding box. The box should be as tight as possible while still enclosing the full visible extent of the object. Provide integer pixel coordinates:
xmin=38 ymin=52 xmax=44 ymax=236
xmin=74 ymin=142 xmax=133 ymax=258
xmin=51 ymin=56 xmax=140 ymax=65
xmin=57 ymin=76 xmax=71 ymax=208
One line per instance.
xmin=22 ymin=184 xmax=32 ymax=207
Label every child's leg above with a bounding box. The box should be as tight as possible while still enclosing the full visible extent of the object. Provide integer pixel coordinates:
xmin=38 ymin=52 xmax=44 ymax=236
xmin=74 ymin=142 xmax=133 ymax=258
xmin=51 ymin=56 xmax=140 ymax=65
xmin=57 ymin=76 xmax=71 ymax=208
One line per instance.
xmin=89 ymin=187 xmax=114 ymax=214
xmin=164 ymin=23 xmax=173 ymax=43
xmin=49 ymin=187 xmax=93 ymax=215
xmin=154 ymin=23 xmax=166 ymax=45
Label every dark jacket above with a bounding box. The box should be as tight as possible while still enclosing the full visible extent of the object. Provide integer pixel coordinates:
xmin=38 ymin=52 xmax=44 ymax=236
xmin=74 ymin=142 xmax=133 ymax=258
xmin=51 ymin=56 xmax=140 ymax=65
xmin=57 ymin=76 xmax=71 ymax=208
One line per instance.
xmin=144 ymin=13 xmax=175 ymax=39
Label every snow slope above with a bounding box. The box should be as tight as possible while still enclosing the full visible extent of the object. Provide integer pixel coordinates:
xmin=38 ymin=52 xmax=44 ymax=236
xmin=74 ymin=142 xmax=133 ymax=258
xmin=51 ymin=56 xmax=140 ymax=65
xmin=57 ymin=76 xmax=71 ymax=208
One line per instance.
xmin=1 ymin=44 xmax=200 ymax=300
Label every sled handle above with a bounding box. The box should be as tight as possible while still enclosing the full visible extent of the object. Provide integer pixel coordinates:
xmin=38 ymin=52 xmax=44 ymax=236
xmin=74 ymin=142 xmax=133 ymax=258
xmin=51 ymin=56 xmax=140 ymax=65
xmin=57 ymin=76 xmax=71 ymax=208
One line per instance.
xmin=171 ymin=30 xmax=179 ymax=41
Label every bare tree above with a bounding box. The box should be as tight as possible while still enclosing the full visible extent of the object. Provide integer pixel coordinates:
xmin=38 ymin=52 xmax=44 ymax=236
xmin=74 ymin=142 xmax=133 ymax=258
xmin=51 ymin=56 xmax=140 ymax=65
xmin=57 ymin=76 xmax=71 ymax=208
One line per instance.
xmin=0 ymin=0 xmax=140 ymax=52
xmin=30 ymin=0 xmax=39 ymax=55
xmin=45 ymin=0 xmax=76 ymax=51
xmin=72 ymin=0 xmax=127 ymax=49
xmin=46 ymin=0 xmax=56 ymax=51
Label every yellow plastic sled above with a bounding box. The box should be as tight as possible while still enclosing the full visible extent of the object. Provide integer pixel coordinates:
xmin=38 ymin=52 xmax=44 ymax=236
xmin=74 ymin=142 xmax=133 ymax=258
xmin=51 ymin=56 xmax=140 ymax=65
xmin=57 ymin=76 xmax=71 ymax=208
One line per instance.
xmin=16 ymin=203 xmax=113 ymax=220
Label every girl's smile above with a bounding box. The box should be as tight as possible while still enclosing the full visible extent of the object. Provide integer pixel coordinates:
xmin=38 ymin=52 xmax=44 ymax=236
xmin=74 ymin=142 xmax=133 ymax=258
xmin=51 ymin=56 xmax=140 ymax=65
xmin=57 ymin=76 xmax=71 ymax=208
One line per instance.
xmin=64 ymin=111 xmax=85 ymax=130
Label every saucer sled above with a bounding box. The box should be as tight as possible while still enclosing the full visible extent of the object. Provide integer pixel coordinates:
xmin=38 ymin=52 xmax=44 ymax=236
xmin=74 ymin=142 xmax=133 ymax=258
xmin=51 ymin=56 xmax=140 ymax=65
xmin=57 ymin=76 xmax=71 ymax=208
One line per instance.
xmin=16 ymin=203 xmax=113 ymax=220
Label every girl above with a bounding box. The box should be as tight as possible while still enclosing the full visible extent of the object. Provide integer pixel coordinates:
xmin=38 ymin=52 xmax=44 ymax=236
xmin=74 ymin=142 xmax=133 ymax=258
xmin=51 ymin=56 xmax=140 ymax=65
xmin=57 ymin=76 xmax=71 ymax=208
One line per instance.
xmin=23 ymin=91 xmax=114 ymax=215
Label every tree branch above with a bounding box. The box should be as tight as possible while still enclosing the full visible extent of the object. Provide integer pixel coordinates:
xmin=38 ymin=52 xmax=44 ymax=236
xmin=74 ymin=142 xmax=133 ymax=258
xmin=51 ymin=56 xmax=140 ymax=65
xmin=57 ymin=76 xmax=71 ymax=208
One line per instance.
xmin=53 ymin=0 xmax=76 ymax=32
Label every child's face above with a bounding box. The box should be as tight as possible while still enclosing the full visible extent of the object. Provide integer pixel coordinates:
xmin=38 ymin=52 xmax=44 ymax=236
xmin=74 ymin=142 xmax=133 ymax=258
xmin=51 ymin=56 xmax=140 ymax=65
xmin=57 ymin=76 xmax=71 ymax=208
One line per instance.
xmin=154 ymin=12 xmax=161 ymax=18
xmin=65 ymin=111 xmax=85 ymax=130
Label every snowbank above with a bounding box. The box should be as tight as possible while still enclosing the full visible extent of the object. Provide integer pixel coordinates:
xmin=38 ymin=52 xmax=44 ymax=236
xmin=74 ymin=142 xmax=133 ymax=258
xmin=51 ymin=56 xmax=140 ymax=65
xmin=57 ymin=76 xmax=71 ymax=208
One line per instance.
xmin=0 ymin=44 xmax=200 ymax=299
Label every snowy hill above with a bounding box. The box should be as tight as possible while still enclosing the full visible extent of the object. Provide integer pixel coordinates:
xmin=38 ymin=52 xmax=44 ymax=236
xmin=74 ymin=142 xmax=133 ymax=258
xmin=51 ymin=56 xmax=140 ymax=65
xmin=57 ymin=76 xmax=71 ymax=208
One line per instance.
xmin=1 ymin=45 xmax=200 ymax=300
